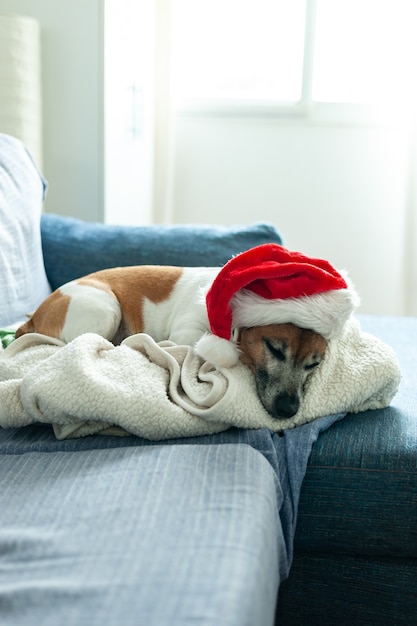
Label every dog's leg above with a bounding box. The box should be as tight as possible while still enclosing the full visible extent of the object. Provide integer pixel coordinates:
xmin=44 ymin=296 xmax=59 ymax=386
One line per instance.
xmin=59 ymin=282 xmax=122 ymax=343
xmin=16 ymin=282 xmax=123 ymax=343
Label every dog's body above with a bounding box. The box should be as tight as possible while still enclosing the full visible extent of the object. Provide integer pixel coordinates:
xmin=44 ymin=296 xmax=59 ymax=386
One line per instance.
xmin=16 ymin=265 xmax=327 ymax=419
xmin=17 ymin=266 xmax=216 ymax=348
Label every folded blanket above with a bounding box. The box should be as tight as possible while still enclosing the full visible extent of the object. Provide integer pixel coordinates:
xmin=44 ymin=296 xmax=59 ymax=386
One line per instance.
xmin=0 ymin=317 xmax=400 ymax=440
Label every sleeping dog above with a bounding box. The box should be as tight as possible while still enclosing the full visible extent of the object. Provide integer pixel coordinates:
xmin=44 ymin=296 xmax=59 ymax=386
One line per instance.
xmin=15 ymin=264 xmax=328 ymax=420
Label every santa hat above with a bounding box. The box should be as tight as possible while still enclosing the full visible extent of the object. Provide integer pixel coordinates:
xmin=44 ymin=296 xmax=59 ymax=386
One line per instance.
xmin=195 ymin=243 xmax=360 ymax=368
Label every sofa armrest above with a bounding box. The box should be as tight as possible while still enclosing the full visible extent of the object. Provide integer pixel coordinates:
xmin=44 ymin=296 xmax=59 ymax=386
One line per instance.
xmin=0 ymin=134 xmax=51 ymax=325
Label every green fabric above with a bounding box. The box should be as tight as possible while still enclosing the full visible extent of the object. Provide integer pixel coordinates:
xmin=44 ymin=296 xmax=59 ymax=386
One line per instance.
xmin=0 ymin=328 xmax=16 ymax=349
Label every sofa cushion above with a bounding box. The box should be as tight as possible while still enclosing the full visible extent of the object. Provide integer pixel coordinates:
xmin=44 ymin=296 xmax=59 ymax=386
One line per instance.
xmin=0 ymin=134 xmax=51 ymax=326
xmin=41 ymin=213 xmax=283 ymax=290
xmin=0 ymin=443 xmax=280 ymax=626
xmin=293 ymin=314 xmax=417 ymax=559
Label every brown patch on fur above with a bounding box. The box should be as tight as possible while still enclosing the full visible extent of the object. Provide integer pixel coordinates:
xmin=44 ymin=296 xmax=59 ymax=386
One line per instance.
xmin=237 ymin=323 xmax=327 ymax=371
xmin=78 ymin=266 xmax=184 ymax=335
xmin=15 ymin=290 xmax=71 ymax=339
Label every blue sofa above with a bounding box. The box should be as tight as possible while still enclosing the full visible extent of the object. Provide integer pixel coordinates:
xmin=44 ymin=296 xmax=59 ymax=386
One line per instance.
xmin=277 ymin=313 xmax=417 ymax=624
xmin=0 ymin=134 xmax=415 ymax=625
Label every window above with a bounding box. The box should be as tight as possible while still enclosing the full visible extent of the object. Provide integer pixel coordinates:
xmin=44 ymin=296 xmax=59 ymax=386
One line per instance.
xmin=171 ymin=0 xmax=417 ymax=116
xmin=313 ymin=0 xmax=417 ymax=105
xmin=172 ymin=0 xmax=306 ymax=103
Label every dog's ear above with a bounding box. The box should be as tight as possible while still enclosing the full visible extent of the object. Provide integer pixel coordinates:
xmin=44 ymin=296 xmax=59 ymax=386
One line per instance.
xmin=237 ymin=349 xmax=255 ymax=370
xmin=235 ymin=328 xmax=259 ymax=371
xmin=234 ymin=328 xmax=243 ymax=344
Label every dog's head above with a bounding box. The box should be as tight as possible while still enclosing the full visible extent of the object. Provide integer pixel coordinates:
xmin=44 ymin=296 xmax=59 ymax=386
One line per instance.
xmin=237 ymin=323 xmax=327 ymax=420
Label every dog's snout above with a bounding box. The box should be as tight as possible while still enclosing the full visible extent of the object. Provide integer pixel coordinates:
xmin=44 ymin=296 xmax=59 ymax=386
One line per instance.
xmin=274 ymin=393 xmax=300 ymax=419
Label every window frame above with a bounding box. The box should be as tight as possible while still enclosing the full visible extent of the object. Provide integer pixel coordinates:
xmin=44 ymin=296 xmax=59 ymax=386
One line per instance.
xmin=174 ymin=0 xmax=410 ymax=128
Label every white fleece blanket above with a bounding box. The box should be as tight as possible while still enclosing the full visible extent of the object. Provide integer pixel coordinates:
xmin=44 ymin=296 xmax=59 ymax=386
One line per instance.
xmin=0 ymin=317 xmax=401 ymax=440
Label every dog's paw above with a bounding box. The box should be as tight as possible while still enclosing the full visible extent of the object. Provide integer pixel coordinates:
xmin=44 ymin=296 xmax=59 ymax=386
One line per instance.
xmin=195 ymin=333 xmax=240 ymax=369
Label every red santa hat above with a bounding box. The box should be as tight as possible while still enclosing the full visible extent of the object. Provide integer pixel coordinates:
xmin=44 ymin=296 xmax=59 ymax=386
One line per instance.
xmin=195 ymin=243 xmax=360 ymax=368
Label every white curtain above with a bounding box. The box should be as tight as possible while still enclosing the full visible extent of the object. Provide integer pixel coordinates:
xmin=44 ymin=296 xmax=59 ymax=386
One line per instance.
xmin=0 ymin=14 xmax=42 ymax=168
xmin=152 ymin=0 xmax=175 ymax=224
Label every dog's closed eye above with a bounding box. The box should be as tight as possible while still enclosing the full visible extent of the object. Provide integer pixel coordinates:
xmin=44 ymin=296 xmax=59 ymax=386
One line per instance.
xmin=264 ymin=339 xmax=287 ymax=361
xmin=265 ymin=338 xmax=323 ymax=370
xmin=304 ymin=361 xmax=321 ymax=371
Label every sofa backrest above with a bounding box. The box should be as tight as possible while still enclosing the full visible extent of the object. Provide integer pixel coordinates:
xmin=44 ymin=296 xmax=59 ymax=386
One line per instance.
xmin=41 ymin=215 xmax=283 ymax=291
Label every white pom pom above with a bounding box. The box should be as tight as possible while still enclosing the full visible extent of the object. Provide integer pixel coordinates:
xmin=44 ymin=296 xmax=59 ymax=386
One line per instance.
xmin=195 ymin=333 xmax=240 ymax=369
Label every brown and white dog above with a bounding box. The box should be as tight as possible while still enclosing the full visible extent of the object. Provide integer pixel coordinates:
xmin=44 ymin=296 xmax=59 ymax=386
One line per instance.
xmin=15 ymin=265 xmax=328 ymax=420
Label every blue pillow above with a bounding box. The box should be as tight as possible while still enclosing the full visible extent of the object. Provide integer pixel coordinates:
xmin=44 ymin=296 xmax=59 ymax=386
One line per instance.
xmin=41 ymin=213 xmax=283 ymax=290
xmin=0 ymin=134 xmax=51 ymax=326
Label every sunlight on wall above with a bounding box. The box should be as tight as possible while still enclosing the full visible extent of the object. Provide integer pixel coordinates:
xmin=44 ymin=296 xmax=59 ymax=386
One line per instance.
xmin=313 ymin=0 xmax=417 ymax=107
xmin=171 ymin=0 xmax=417 ymax=113
xmin=171 ymin=0 xmax=306 ymax=102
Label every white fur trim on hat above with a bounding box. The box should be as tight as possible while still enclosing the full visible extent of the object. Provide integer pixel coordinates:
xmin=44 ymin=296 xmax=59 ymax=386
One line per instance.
xmin=231 ymin=276 xmax=360 ymax=340
xmin=195 ymin=333 xmax=240 ymax=369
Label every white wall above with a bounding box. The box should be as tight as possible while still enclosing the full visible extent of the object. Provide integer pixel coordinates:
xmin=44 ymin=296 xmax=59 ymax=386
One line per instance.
xmin=0 ymin=1 xmax=412 ymax=315
xmin=0 ymin=0 xmax=104 ymax=221
xmin=172 ymin=114 xmax=410 ymax=315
